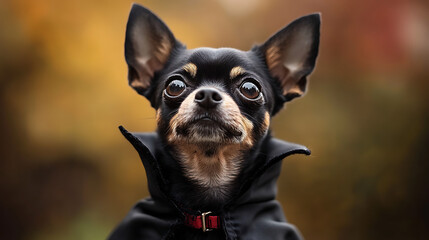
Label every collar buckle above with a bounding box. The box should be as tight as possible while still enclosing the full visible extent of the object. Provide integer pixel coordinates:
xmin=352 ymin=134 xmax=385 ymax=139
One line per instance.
xmin=184 ymin=210 xmax=220 ymax=232
xmin=201 ymin=211 xmax=212 ymax=232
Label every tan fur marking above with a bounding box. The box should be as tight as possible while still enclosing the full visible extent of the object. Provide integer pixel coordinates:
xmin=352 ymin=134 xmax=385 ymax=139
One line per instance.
xmin=256 ymin=111 xmax=271 ymax=137
xmin=156 ymin=109 xmax=162 ymax=124
xmin=155 ymin=36 xmax=172 ymax=64
xmin=182 ymin=63 xmax=197 ymax=78
xmin=240 ymin=116 xmax=254 ymax=146
xmin=167 ymin=112 xmax=180 ymax=143
xmin=266 ymin=45 xmax=281 ymax=72
xmin=230 ymin=66 xmax=245 ymax=79
xmin=130 ymin=78 xmax=148 ymax=89
xmin=263 ymin=111 xmax=270 ymax=130
xmin=175 ymin=143 xmax=242 ymax=193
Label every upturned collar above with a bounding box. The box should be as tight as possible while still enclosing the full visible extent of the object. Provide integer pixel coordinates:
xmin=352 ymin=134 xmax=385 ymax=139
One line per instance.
xmin=117 ymin=125 xmax=310 ymax=238
xmin=118 ymin=125 xmax=310 ymax=210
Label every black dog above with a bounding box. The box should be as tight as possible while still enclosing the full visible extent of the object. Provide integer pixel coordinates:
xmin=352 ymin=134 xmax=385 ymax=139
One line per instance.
xmin=109 ymin=3 xmax=320 ymax=240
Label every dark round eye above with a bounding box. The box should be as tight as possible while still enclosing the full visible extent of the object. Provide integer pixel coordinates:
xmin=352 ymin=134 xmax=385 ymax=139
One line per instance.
xmin=166 ymin=79 xmax=186 ymax=97
xmin=239 ymin=81 xmax=260 ymax=99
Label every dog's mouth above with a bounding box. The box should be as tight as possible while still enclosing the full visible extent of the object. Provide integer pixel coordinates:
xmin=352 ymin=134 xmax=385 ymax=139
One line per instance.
xmin=175 ymin=113 xmax=243 ymax=142
xmin=194 ymin=115 xmax=242 ymax=136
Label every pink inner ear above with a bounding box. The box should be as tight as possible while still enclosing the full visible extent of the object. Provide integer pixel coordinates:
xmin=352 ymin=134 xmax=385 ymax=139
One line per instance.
xmin=265 ymin=45 xmax=305 ymax=96
xmin=130 ymin=35 xmax=173 ymax=90
xmin=264 ymin=28 xmax=316 ymax=96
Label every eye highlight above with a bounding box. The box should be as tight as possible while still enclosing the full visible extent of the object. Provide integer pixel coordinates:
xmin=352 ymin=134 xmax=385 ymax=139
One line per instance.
xmin=239 ymin=81 xmax=260 ymax=99
xmin=165 ymin=79 xmax=186 ymax=97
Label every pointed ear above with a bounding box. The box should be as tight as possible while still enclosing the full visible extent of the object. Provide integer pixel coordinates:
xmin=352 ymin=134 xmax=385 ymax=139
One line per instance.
xmin=125 ymin=4 xmax=180 ymax=96
xmin=260 ymin=13 xmax=320 ymax=101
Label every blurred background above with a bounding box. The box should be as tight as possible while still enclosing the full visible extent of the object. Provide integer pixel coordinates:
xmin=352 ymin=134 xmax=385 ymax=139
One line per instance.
xmin=1 ymin=0 xmax=428 ymax=239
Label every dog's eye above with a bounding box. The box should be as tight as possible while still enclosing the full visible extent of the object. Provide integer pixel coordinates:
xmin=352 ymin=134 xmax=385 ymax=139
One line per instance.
xmin=239 ymin=81 xmax=260 ymax=99
xmin=166 ymin=79 xmax=186 ymax=97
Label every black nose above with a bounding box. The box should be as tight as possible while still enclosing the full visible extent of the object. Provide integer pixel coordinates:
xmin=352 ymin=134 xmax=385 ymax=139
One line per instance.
xmin=194 ymin=88 xmax=223 ymax=109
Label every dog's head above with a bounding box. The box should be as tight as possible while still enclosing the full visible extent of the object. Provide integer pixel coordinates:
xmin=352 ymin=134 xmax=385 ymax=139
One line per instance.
xmin=124 ymin=4 xmax=319 ymax=193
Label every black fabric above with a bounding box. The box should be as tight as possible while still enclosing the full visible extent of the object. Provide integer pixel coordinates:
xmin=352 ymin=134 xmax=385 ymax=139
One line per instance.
xmin=108 ymin=126 xmax=310 ymax=240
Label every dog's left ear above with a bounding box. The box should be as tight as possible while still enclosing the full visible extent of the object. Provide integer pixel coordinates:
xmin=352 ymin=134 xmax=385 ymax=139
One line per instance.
xmin=125 ymin=4 xmax=181 ymax=96
xmin=259 ymin=13 xmax=320 ymax=102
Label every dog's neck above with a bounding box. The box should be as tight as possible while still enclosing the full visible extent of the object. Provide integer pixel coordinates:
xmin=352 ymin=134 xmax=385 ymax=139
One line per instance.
xmin=172 ymin=142 xmax=246 ymax=201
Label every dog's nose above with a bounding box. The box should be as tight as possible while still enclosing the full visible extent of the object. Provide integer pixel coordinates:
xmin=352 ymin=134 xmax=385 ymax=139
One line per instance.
xmin=194 ymin=88 xmax=223 ymax=109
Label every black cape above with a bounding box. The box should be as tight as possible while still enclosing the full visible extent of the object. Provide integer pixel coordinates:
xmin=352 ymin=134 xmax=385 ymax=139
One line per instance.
xmin=108 ymin=126 xmax=310 ymax=240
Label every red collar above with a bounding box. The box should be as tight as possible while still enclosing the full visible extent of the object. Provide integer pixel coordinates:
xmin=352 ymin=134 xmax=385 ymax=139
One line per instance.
xmin=184 ymin=211 xmax=221 ymax=232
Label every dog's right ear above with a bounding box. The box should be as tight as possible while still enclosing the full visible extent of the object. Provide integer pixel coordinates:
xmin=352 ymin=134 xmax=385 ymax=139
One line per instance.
xmin=125 ymin=4 xmax=180 ymax=96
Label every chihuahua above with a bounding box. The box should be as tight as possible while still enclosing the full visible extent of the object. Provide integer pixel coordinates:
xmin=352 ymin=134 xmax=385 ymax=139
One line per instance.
xmin=109 ymin=3 xmax=320 ymax=240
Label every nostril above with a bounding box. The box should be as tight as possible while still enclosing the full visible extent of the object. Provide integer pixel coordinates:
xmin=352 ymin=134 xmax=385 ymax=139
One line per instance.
xmin=195 ymin=90 xmax=205 ymax=101
xmin=212 ymin=91 xmax=222 ymax=102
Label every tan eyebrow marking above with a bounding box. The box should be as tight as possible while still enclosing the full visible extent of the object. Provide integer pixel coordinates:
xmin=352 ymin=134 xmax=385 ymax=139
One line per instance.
xmin=182 ymin=63 xmax=197 ymax=78
xmin=230 ymin=66 xmax=245 ymax=79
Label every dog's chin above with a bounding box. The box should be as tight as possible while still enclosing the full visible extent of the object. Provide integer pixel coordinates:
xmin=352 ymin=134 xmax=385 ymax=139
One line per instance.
xmin=174 ymin=118 xmax=244 ymax=145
